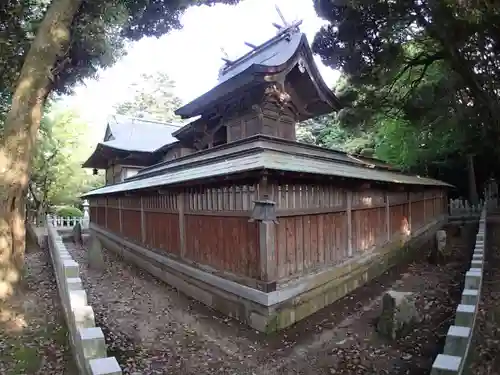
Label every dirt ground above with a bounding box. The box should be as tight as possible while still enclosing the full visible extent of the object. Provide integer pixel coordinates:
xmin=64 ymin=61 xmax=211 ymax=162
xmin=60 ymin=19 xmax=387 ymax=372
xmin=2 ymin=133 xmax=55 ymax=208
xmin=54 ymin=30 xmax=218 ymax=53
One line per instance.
xmin=0 ymin=244 xmax=76 ymax=375
xmin=64 ymin=222 xmax=476 ymax=375
xmin=469 ymin=219 xmax=500 ymax=375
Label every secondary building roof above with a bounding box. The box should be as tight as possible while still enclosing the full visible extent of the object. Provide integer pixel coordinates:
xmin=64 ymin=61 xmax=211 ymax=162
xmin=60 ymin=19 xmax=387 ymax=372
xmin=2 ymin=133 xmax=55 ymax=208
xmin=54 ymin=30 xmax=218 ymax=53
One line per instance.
xmin=82 ymin=115 xmax=183 ymax=169
xmin=82 ymin=135 xmax=452 ymax=197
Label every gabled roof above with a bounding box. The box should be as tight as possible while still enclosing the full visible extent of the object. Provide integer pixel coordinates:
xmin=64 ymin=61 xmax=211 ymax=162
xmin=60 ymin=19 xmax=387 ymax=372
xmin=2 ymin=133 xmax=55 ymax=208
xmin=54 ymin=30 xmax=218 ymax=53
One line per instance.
xmin=175 ymin=23 xmax=341 ymax=119
xmin=82 ymin=135 xmax=452 ymax=197
xmin=82 ymin=115 xmax=183 ymax=169
xmin=102 ymin=115 xmax=181 ymax=152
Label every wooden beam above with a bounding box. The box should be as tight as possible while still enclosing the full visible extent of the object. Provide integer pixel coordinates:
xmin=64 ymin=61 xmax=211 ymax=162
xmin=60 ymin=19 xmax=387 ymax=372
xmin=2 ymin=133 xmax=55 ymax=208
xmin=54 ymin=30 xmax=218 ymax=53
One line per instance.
xmin=347 ymin=191 xmax=353 ymax=257
xmin=244 ymin=41 xmax=257 ymax=49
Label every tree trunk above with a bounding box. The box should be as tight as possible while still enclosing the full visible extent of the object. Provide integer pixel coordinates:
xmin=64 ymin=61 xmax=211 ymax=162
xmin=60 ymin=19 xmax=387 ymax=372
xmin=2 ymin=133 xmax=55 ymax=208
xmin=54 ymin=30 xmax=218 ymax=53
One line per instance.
xmin=0 ymin=0 xmax=83 ymax=299
xmin=467 ymin=153 xmax=479 ymax=205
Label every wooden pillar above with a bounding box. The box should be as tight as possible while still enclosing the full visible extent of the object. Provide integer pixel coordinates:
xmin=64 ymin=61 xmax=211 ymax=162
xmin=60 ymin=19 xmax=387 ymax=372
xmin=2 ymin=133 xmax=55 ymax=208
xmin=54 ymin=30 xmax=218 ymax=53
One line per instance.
xmin=118 ymin=196 xmax=123 ymax=234
xmin=140 ymin=196 xmax=146 ymax=243
xmin=423 ymin=190 xmax=427 ymax=225
xmin=346 ymin=190 xmax=353 ymax=257
xmin=256 ymin=173 xmax=277 ymax=287
xmin=104 ymin=198 xmax=108 ymax=229
xmin=408 ymin=191 xmax=412 ymax=234
xmin=178 ymin=192 xmax=186 ymax=258
xmin=385 ymin=191 xmax=391 ymax=241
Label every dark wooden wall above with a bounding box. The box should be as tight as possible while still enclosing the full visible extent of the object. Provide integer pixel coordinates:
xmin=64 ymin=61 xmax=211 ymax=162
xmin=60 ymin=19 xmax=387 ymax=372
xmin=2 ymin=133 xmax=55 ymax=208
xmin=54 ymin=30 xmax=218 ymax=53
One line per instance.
xmin=89 ymin=181 xmax=447 ymax=284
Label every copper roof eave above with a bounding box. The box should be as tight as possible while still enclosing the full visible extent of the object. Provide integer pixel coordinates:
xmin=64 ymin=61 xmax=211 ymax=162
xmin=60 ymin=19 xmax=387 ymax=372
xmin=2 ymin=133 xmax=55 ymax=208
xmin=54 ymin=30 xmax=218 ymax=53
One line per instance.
xmin=81 ymin=136 xmax=453 ymax=198
xmin=81 ymin=148 xmax=452 ymax=198
xmin=81 ymin=143 xmax=155 ymax=169
xmin=134 ymin=134 xmax=399 ymax=178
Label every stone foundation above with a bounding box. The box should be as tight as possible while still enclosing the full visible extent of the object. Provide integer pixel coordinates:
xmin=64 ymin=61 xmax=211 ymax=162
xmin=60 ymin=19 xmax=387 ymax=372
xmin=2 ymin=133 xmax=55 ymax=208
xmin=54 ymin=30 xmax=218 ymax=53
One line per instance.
xmin=91 ymin=217 xmax=446 ymax=333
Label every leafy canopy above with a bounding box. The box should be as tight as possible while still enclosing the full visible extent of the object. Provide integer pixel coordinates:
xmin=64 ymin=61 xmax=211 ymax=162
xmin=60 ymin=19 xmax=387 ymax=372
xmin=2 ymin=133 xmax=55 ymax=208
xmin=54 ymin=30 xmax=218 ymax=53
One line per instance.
xmin=114 ymin=70 xmax=183 ymax=122
xmin=307 ymin=0 xmax=500 ymax=193
xmin=0 ymin=0 xmax=240 ymax=126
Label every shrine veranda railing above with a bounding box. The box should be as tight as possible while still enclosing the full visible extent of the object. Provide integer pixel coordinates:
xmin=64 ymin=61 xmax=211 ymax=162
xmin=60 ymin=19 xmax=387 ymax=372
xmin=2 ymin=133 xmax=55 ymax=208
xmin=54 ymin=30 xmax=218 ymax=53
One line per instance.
xmin=87 ymin=183 xmax=447 ymax=283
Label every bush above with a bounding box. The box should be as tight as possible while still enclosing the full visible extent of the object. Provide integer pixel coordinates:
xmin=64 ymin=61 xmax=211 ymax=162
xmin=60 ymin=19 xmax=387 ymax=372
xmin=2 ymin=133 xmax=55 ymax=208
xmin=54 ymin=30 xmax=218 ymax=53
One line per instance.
xmin=56 ymin=206 xmax=83 ymax=218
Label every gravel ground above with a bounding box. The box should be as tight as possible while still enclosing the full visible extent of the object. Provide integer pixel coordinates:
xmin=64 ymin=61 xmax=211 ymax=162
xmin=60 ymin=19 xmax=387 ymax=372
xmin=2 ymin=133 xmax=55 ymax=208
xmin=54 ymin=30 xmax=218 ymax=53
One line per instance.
xmin=469 ymin=219 xmax=500 ymax=375
xmin=0 ymin=244 xmax=76 ymax=375
xmin=65 ymin=222 xmax=476 ymax=375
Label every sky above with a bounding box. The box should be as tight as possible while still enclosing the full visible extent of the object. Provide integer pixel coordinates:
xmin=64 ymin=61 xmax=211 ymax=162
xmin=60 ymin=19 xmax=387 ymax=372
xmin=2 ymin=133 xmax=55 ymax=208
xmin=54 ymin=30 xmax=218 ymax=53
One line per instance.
xmin=62 ymin=0 xmax=340 ymax=142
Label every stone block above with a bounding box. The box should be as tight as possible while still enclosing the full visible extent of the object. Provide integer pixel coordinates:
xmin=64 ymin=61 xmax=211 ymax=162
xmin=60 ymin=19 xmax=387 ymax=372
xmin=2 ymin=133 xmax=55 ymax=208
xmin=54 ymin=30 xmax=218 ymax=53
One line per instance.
xmin=89 ymin=235 xmax=105 ymax=270
xmin=79 ymin=327 xmax=106 ymax=360
xmin=63 ymin=260 xmax=79 ymax=278
xmin=455 ymin=304 xmax=475 ymax=327
xmin=471 ymin=260 xmax=483 ymax=269
xmin=72 ymin=305 xmax=96 ymax=329
xmin=73 ymin=222 xmax=83 ymax=245
xmin=89 ymin=357 xmax=122 ymax=375
xmin=249 ymin=312 xmax=270 ymax=332
xmin=431 ymin=354 xmax=461 ymax=375
xmin=443 ymin=325 xmax=471 ymax=356
xmin=68 ymin=289 xmax=88 ymax=309
xmin=461 ymin=289 xmax=479 ymax=305
xmin=436 ymin=230 xmax=447 ymax=253
xmin=464 ymin=270 xmax=481 ymax=289
xmin=67 ymin=277 xmax=83 ymax=291
xmin=376 ymin=291 xmax=420 ymax=339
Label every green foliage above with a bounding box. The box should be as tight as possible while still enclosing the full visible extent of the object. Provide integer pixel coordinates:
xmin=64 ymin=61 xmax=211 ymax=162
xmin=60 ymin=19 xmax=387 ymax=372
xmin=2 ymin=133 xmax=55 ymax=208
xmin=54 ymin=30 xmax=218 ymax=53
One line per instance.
xmin=0 ymin=0 xmax=241 ymax=125
xmin=56 ymin=206 xmax=83 ymax=218
xmin=29 ymin=106 xmax=104 ymax=209
xmin=310 ymin=0 xmax=500 ymax=194
xmin=114 ymin=70 xmax=183 ymax=122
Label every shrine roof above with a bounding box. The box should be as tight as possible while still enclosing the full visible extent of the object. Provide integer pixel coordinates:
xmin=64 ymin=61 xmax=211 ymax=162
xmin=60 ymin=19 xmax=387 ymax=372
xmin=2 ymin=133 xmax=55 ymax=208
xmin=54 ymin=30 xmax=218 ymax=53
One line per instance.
xmin=82 ymin=135 xmax=452 ymax=197
xmin=174 ymin=24 xmax=341 ymax=119
xmin=82 ymin=115 xmax=182 ymax=169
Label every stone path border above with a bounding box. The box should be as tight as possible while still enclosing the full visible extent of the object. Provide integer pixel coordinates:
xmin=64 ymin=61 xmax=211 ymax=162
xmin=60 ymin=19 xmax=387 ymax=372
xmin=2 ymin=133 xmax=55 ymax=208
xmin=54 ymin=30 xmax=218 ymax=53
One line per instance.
xmin=47 ymin=221 xmax=122 ymax=375
xmin=430 ymin=206 xmax=487 ymax=375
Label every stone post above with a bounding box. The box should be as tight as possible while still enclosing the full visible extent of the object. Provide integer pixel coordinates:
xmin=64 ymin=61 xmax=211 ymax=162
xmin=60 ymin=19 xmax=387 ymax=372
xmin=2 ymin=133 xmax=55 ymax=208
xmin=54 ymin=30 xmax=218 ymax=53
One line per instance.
xmin=82 ymin=199 xmax=90 ymax=230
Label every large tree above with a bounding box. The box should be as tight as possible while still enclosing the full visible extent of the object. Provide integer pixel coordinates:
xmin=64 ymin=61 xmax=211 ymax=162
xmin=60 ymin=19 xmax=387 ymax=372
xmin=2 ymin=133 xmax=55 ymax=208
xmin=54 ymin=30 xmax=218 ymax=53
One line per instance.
xmin=0 ymin=0 xmax=239 ymax=298
xmin=114 ymin=70 xmax=183 ymax=122
xmin=310 ymin=0 xmax=500 ymax=197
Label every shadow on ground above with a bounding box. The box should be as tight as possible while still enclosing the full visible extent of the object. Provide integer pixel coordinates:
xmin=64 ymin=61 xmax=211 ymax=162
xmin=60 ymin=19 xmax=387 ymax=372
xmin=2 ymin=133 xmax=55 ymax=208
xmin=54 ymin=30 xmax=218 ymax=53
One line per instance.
xmin=63 ymin=222 xmax=476 ymax=375
xmin=0 ymin=243 xmax=75 ymax=375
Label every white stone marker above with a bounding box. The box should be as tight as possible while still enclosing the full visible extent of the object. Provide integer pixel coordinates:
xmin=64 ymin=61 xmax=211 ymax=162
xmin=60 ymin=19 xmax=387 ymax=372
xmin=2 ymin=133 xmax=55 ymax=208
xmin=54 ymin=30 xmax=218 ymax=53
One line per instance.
xmin=465 ymin=270 xmax=482 ymax=289
xmin=89 ymin=357 xmax=122 ymax=375
xmin=72 ymin=306 xmax=96 ymax=329
xmin=63 ymin=260 xmax=79 ymax=278
xmin=444 ymin=325 xmax=471 ymax=357
xmin=431 ymin=354 xmax=461 ymax=375
xmin=455 ymin=304 xmax=475 ymax=327
xmin=79 ymin=327 xmax=106 ymax=360
xmin=67 ymin=277 xmax=83 ymax=291
xmin=461 ymin=289 xmax=479 ymax=305
xmin=68 ymin=289 xmax=88 ymax=308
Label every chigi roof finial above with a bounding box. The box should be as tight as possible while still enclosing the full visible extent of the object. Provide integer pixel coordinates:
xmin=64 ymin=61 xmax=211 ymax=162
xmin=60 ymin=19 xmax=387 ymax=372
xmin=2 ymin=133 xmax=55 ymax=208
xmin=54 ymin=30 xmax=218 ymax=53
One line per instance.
xmin=220 ymin=47 xmax=231 ymax=64
xmin=272 ymin=5 xmax=303 ymax=35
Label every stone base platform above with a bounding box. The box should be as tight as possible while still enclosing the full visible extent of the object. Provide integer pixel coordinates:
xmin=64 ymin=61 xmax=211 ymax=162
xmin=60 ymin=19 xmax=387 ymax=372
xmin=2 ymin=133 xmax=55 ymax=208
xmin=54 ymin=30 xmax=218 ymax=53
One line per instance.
xmin=90 ymin=218 xmax=446 ymax=333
